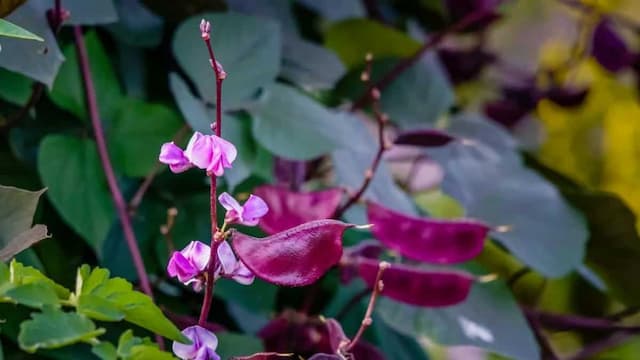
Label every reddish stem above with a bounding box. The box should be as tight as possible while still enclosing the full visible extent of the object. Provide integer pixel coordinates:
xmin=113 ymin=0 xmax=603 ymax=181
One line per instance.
xmin=350 ymin=8 xmax=494 ymax=111
xmin=72 ymin=26 xmax=153 ymax=298
xmin=344 ymin=261 xmax=389 ymax=353
xmin=198 ymin=30 xmax=224 ymax=326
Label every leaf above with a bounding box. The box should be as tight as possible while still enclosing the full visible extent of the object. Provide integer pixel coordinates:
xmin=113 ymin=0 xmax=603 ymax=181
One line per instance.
xmin=395 ymin=129 xmax=456 ymax=147
xmin=367 ymin=202 xmax=489 ymax=264
xmin=114 ymin=330 xmax=176 ymax=360
xmin=379 ymin=54 xmax=454 ymax=128
xmin=325 ymin=19 xmax=420 ymax=68
xmin=254 ymin=185 xmax=343 ymax=234
xmin=18 ymin=306 xmax=105 ymax=353
xmin=0 ymin=68 xmax=33 ymax=105
xmin=216 ymin=332 xmax=264 ymax=359
xmin=357 ymin=258 xmax=474 ymax=307
xmin=74 ymin=267 xmax=187 ymax=343
xmin=0 ymin=2 xmax=63 ymax=87
xmin=106 ymin=0 xmax=163 ymax=47
xmin=62 ymin=0 xmax=119 ymax=25
xmin=251 ymin=83 xmax=350 ymax=160
xmin=281 ymin=35 xmax=346 ymax=91
xmin=0 ymin=185 xmax=48 ymax=260
xmin=0 ymin=19 xmax=43 ymax=41
xmin=49 ymin=30 xmax=124 ymax=122
xmin=371 ymin=318 xmax=430 ymax=360
xmin=92 ymin=342 xmax=118 ymax=360
xmin=109 ymin=99 xmax=183 ymax=177
xmin=428 ymin=114 xmax=588 ymax=277
xmin=172 ymin=13 xmax=281 ymax=110
xmin=232 ymin=220 xmax=353 ymax=286
xmin=376 ymin=270 xmax=539 ymax=359
xmin=297 ymin=0 xmax=365 ymax=21
xmin=8 ymin=260 xmax=70 ymax=299
xmin=38 ymin=135 xmax=115 ymax=250
xmin=3 ymin=282 xmax=59 ymax=309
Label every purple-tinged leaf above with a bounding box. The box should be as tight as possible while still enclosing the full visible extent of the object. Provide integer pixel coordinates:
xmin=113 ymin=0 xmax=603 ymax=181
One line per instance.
xmin=438 ymin=47 xmax=494 ymax=84
xmin=592 ymin=20 xmax=634 ymax=73
xmin=358 ymin=258 xmax=474 ymax=307
xmin=254 ymin=185 xmax=343 ymax=234
xmin=232 ymin=220 xmax=352 ymax=286
xmin=232 ymin=353 xmax=297 ymax=360
xmin=367 ymin=202 xmax=488 ymax=264
xmin=545 ymin=86 xmax=589 ymax=108
xmin=325 ymin=318 xmax=348 ymax=353
xmin=394 ymin=129 xmax=456 ymax=148
xmin=484 ymin=99 xmax=530 ymax=128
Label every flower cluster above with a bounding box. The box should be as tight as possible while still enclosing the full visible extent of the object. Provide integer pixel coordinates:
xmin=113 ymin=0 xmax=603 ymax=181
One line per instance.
xmin=173 ymin=325 xmax=220 ymax=360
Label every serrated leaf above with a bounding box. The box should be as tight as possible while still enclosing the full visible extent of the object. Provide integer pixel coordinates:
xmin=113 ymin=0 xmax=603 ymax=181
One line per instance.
xmin=18 ymin=306 xmax=105 ymax=353
xmin=9 ymin=260 xmax=70 ymax=299
xmin=92 ymin=342 xmax=118 ymax=360
xmin=0 ymin=19 xmax=43 ymax=41
xmin=38 ymin=135 xmax=115 ymax=251
xmin=3 ymin=282 xmax=59 ymax=309
xmin=77 ymin=294 xmax=125 ymax=321
xmin=173 ymin=13 xmax=281 ymax=110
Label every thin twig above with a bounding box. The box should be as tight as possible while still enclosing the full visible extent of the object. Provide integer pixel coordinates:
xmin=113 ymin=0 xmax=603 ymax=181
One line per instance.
xmin=525 ymin=310 xmax=560 ymax=360
xmin=343 ymin=261 xmax=389 ymax=353
xmin=128 ymin=125 xmax=189 ymax=214
xmin=524 ymin=307 xmax=640 ymax=332
xmin=350 ymin=8 xmax=495 ymax=111
xmin=567 ymin=331 xmax=637 ymax=360
xmin=73 ymin=26 xmax=154 ymax=298
xmin=160 ymin=207 xmax=178 ymax=254
xmin=198 ymin=20 xmax=225 ymax=326
xmin=335 ymin=54 xmax=391 ymax=218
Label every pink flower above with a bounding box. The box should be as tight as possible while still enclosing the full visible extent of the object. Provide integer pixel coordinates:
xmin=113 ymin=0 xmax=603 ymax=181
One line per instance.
xmin=218 ymin=192 xmax=268 ymax=226
xmin=173 ymin=325 xmax=220 ymax=360
xmin=159 ymin=132 xmax=237 ymax=176
xmin=167 ymin=241 xmax=210 ymax=291
xmin=214 ymin=241 xmax=254 ymax=285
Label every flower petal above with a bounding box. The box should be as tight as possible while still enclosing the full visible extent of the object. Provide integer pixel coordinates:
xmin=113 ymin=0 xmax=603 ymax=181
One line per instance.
xmin=182 ymin=241 xmax=211 ymax=272
xmin=240 ymin=195 xmax=269 ymax=226
xmin=230 ymin=261 xmax=255 ymax=285
xmin=167 ymin=251 xmax=199 ymax=283
xmin=173 ymin=326 xmax=219 ymax=360
xmin=218 ymin=192 xmax=242 ymax=213
xmin=214 ymin=135 xmax=237 ymax=165
xmin=216 ymin=240 xmax=237 ymax=275
xmin=186 ymin=132 xmax=214 ymax=170
xmin=160 ymin=142 xmax=191 ymax=173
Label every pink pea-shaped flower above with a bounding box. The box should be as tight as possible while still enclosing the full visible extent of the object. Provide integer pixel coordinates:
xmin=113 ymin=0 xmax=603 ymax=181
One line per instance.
xmin=218 ymin=192 xmax=269 ymax=226
xmin=167 ymin=241 xmax=211 ymax=291
xmin=159 ymin=131 xmax=237 ymax=176
xmin=173 ymin=325 xmax=220 ymax=360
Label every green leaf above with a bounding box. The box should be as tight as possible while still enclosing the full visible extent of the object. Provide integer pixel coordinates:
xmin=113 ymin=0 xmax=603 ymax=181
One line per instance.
xmin=172 ymin=13 xmax=281 ymax=110
xmin=0 ymin=2 xmax=64 ymax=87
xmin=63 ymin=0 xmax=118 ymax=26
xmin=109 ymin=99 xmax=183 ymax=177
xmin=216 ymin=332 xmax=264 ymax=359
xmin=18 ymin=306 xmax=105 ymax=353
xmin=251 ymin=83 xmax=349 ymax=160
xmin=428 ymin=114 xmax=588 ymax=277
xmin=325 ymin=19 xmax=420 ymax=68
xmin=76 ymin=267 xmax=187 ymax=343
xmin=372 ymin=318 xmax=430 ymax=360
xmin=297 ymin=0 xmax=365 ymax=21
xmin=38 ymin=135 xmax=115 ymax=251
xmin=92 ymin=342 xmax=118 ymax=360
xmin=0 ymin=185 xmax=49 ymax=261
xmin=376 ymin=273 xmax=539 ymax=359
xmin=49 ymin=31 xmax=124 ymax=122
xmin=8 ymin=260 xmax=70 ymax=299
xmin=107 ymin=0 xmax=164 ymax=47
xmin=0 ymin=19 xmax=43 ymax=41
xmin=281 ymin=35 xmax=346 ymax=91
xmin=0 ymin=68 xmax=32 ymax=105
xmin=3 ymin=282 xmax=59 ymax=309
xmin=217 ymin=279 xmax=277 ymax=314
xmin=169 ymin=73 xmax=256 ymax=189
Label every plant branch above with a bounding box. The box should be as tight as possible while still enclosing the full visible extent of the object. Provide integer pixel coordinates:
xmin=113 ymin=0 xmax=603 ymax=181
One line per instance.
xmin=350 ymin=8 xmax=495 ymax=111
xmin=525 ymin=310 xmax=559 ymax=360
xmin=567 ymin=331 xmax=637 ymax=360
xmin=524 ymin=307 xmax=640 ymax=332
xmin=73 ymin=26 xmax=154 ymax=299
xmin=343 ymin=261 xmax=389 ymax=353
xmin=335 ymin=54 xmax=390 ymax=218
xmin=198 ymin=21 xmax=225 ymax=326
xmin=0 ymin=83 xmax=44 ymax=133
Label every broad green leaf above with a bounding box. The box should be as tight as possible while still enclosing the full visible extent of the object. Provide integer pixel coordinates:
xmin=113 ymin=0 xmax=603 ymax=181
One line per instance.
xmin=169 ymin=73 xmax=256 ymax=189
xmin=107 ymin=0 xmax=164 ymax=47
xmin=0 ymin=185 xmax=49 ymax=261
xmin=297 ymin=0 xmax=365 ymax=21
xmin=18 ymin=306 xmax=105 ymax=353
xmin=38 ymin=135 xmax=115 ymax=250
xmin=0 ymin=68 xmax=32 ymax=105
xmin=415 ymin=190 xmax=465 ymax=219
xmin=115 ymin=330 xmax=176 ymax=360
xmin=9 ymin=260 xmax=70 ymax=299
xmin=372 ymin=318 xmax=430 ymax=360
xmin=216 ymin=332 xmax=264 ymax=359
xmin=325 ymin=19 xmax=420 ymax=68
xmin=62 ymin=0 xmax=118 ymax=25
xmin=76 ymin=267 xmax=187 ymax=343
xmin=50 ymin=31 xmax=124 ymax=122
xmin=379 ymin=54 xmax=454 ymax=128
xmin=172 ymin=13 xmax=281 ymax=110
xmin=109 ymin=99 xmax=183 ymax=177
xmin=428 ymin=114 xmax=588 ymax=277
xmin=281 ymin=34 xmax=346 ymax=91
xmin=251 ymin=83 xmax=349 ymax=160
xmin=217 ymin=279 xmax=277 ymax=314
xmin=376 ymin=274 xmax=539 ymax=359
xmin=0 ymin=2 xmax=63 ymax=87
xmin=0 ymin=19 xmax=42 ymax=41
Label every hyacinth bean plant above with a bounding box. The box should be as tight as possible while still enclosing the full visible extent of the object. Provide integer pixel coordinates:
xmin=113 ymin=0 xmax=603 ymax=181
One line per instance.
xmin=3 ymin=0 xmax=640 ymax=359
